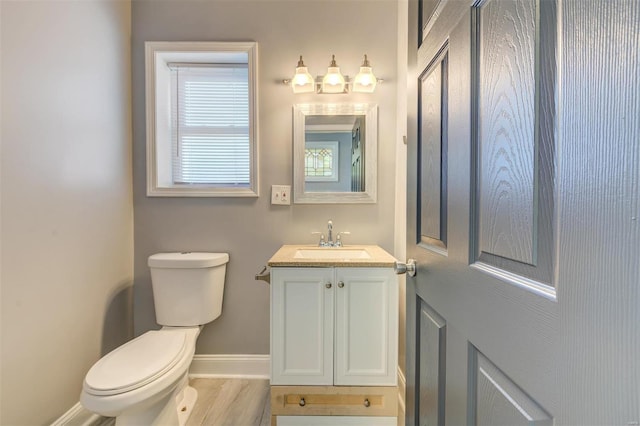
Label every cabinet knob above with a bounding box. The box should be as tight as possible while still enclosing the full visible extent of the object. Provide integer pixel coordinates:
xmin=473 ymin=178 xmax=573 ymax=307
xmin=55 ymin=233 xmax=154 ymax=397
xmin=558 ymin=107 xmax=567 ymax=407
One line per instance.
xmin=364 ymin=398 xmax=370 ymax=407
xmin=299 ymin=397 xmax=306 ymax=407
xmin=325 ymin=282 xmax=332 ymax=289
xmin=338 ymin=281 xmax=344 ymax=288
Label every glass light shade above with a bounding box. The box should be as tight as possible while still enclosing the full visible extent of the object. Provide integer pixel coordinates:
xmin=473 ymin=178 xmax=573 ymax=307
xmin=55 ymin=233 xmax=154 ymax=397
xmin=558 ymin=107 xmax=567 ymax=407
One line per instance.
xmin=322 ymin=67 xmax=346 ymax=93
xmin=352 ymin=55 xmax=377 ymax=93
xmin=290 ymin=56 xmax=315 ymax=93
xmin=292 ymin=66 xmax=315 ymax=93
xmin=321 ymin=55 xmax=346 ymax=93
xmin=352 ymin=66 xmax=377 ymax=93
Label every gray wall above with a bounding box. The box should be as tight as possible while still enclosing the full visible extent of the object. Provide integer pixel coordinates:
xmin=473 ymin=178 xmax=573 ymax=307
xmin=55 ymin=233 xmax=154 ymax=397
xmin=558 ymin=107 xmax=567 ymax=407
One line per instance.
xmin=0 ymin=1 xmax=133 ymax=424
xmin=132 ymin=0 xmax=399 ymax=354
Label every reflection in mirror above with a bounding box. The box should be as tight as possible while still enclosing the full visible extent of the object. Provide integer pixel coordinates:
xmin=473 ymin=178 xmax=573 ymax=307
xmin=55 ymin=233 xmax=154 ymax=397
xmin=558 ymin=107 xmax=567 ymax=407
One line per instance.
xmin=293 ymin=104 xmax=377 ymax=204
xmin=304 ymin=114 xmax=364 ymax=192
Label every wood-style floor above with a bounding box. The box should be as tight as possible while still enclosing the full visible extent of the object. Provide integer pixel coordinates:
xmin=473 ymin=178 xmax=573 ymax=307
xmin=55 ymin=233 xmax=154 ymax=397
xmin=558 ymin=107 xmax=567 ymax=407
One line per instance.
xmin=91 ymin=378 xmax=404 ymax=425
xmin=186 ymin=378 xmax=271 ymax=426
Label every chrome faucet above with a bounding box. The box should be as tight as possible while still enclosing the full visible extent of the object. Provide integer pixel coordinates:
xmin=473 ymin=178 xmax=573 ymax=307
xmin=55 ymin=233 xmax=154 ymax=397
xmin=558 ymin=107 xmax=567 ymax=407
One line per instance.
xmin=315 ymin=220 xmax=350 ymax=247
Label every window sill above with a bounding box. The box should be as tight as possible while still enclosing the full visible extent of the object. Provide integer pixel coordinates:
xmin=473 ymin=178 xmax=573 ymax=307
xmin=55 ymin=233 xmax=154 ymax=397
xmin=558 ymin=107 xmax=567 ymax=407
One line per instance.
xmin=147 ymin=185 xmax=259 ymax=198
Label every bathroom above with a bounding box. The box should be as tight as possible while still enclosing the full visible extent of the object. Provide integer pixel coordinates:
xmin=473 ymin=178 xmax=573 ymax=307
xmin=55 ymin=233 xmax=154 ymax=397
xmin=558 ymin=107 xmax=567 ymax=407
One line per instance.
xmin=2 ymin=0 xmax=639 ymax=425
xmin=1 ymin=1 xmax=404 ymax=424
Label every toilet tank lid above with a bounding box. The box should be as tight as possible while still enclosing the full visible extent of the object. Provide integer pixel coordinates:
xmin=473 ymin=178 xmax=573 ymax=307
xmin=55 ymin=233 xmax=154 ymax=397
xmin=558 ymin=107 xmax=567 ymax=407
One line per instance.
xmin=148 ymin=252 xmax=229 ymax=268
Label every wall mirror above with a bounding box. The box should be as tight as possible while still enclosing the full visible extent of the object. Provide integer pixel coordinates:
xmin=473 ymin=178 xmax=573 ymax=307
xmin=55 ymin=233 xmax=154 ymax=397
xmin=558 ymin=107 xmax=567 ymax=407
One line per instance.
xmin=293 ymin=103 xmax=377 ymax=204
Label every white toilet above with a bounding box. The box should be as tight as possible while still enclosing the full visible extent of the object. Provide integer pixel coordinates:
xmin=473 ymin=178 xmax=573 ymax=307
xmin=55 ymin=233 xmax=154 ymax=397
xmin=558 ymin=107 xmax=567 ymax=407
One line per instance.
xmin=81 ymin=252 xmax=229 ymax=426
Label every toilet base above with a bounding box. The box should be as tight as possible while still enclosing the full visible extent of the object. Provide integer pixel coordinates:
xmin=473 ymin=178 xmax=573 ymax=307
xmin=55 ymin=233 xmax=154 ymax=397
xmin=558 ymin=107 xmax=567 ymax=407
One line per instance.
xmin=114 ymin=375 xmax=198 ymax=426
xmin=177 ymin=385 xmax=198 ymax=425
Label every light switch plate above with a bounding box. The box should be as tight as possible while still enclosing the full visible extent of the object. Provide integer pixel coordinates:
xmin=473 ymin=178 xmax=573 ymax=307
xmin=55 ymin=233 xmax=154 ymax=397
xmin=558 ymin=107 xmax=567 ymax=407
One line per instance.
xmin=271 ymin=185 xmax=291 ymax=205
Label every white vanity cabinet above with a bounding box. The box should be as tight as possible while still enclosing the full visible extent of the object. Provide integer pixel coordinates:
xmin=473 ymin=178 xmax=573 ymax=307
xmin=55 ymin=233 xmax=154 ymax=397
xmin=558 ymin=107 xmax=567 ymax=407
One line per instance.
xmin=270 ymin=267 xmax=398 ymax=387
xmin=267 ymin=245 xmax=399 ymax=425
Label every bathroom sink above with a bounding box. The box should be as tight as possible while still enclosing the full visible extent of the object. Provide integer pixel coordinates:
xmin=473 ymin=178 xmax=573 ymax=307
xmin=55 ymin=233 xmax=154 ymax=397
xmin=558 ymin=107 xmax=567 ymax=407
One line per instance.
xmin=267 ymin=245 xmax=397 ymax=267
xmin=293 ymin=248 xmax=372 ymax=260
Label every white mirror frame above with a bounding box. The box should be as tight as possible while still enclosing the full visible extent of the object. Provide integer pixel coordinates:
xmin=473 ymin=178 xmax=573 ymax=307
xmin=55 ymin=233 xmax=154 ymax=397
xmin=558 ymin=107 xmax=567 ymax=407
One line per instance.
xmin=293 ymin=103 xmax=378 ymax=204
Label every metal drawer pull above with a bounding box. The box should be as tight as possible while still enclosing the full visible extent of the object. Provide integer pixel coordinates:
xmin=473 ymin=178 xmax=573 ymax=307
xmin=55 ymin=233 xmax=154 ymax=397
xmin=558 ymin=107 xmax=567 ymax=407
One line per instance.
xmin=364 ymin=398 xmax=370 ymax=407
xmin=299 ymin=397 xmax=306 ymax=407
xmin=325 ymin=283 xmax=332 ymax=289
xmin=338 ymin=281 xmax=344 ymax=288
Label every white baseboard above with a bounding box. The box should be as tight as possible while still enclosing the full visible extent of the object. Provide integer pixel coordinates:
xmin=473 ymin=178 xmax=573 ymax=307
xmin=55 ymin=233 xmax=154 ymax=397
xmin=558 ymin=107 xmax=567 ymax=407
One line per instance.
xmin=50 ymin=402 xmax=108 ymax=426
xmin=189 ymin=354 xmax=270 ymax=379
xmin=397 ymin=366 xmax=406 ymax=413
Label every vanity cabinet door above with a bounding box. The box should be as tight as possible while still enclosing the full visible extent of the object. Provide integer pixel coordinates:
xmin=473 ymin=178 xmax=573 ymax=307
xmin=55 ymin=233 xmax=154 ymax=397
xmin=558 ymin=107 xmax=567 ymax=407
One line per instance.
xmin=334 ymin=268 xmax=398 ymax=386
xmin=271 ymin=267 xmax=334 ymax=385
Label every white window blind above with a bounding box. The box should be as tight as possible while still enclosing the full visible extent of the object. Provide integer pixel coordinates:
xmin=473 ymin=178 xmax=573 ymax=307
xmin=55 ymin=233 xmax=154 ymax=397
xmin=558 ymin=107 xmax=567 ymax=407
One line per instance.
xmin=171 ymin=64 xmax=250 ymax=186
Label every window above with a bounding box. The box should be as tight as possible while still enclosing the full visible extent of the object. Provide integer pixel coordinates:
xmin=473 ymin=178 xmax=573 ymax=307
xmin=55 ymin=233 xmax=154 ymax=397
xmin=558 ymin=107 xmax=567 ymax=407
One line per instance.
xmin=305 ymin=141 xmax=339 ymax=181
xmin=146 ymin=42 xmax=258 ymax=197
xmin=172 ymin=65 xmax=249 ymax=185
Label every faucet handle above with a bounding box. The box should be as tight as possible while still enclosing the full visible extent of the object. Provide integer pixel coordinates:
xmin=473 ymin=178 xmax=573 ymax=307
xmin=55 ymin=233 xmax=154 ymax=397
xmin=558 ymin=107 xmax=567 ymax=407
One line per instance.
xmin=311 ymin=231 xmax=326 ymax=246
xmin=335 ymin=231 xmax=351 ymax=246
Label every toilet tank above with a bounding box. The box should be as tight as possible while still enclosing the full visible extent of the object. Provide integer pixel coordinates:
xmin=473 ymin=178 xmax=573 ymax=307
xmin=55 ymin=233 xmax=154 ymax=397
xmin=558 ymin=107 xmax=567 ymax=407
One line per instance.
xmin=148 ymin=252 xmax=229 ymax=326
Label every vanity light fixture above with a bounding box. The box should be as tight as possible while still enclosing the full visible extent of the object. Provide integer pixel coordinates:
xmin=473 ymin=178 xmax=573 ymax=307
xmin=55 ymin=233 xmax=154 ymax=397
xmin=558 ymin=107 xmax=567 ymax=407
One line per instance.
xmin=351 ymin=55 xmax=377 ymax=93
xmin=290 ymin=56 xmax=315 ymax=94
xmin=283 ymin=54 xmax=382 ymax=94
xmin=321 ymin=55 xmax=347 ymax=94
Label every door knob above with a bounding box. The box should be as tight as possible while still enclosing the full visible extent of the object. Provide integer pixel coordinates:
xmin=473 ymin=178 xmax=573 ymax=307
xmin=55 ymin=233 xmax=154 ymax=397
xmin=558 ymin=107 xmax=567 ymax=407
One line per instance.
xmin=394 ymin=259 xmax=417 ymax=277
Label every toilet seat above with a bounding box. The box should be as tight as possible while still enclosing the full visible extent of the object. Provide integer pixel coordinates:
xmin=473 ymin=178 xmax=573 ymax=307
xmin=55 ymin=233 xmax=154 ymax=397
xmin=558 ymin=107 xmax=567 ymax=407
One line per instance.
xmin=84 ymin=329 xmax=188 ymax=396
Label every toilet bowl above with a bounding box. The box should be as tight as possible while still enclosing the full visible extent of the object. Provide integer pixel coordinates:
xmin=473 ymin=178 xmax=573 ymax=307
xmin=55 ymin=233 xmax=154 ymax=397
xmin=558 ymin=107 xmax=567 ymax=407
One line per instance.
xmin=81 ymin=327 xmax=199 ymax=425
xmin=81 ymin=252 xmax=229 ymax=425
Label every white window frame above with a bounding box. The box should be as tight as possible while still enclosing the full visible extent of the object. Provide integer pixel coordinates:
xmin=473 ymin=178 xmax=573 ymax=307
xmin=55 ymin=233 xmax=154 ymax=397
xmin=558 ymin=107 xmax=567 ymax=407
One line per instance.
xmin=145 ymin=41 xmax=259 ymax=197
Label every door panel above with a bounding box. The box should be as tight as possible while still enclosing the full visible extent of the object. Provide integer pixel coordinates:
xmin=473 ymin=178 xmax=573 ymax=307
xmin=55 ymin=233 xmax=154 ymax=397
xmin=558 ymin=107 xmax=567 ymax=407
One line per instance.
xmin=473 ymin=0 xmax=558 ymax=288
xmin=477 ymin=0 xmax=537 ymax=266
xmin=351 ymin=121 xmax=364 ymax=192
xmin=419 ymin=47 xmax=448 ymax=252
xmin=406 ymin=0 xmax=640 ymax=424
xmin=417 ymin=298 xmax=446 ymax=426
xmin=470 ymin=348 xmax=552 ymax=426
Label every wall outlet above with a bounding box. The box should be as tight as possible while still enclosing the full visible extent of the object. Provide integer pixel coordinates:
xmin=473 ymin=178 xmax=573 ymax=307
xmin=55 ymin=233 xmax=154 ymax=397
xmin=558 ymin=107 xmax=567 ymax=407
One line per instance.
xmin=271 ymin=185 xmax=291 ymax=205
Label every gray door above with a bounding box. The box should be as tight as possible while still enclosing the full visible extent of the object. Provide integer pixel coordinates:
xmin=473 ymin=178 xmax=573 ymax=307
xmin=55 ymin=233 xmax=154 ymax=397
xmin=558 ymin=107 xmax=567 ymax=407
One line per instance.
xmin=403 ymin=0 xmax=639 ymax=424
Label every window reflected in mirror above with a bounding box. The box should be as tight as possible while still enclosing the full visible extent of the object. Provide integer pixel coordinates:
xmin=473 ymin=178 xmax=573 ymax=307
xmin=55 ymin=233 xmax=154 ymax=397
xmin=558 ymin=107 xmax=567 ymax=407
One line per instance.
xmin=305 ymin=141 xmax=339 ymax=182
